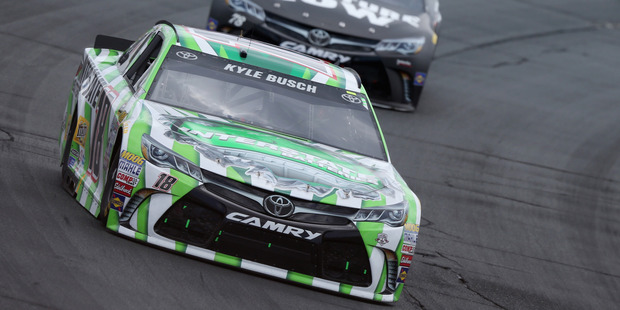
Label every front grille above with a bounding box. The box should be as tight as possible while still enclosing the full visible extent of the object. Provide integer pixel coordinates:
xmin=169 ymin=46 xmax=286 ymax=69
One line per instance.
xmin=153 ymin=184 xmax=372 ymax=286
xmin=321 ymin=231 xmax=372 ymax=286
xmin=264 ymin=14 xmax=307 ymax=42
xmin=289 ymin=213 xmax=350 ymax=225
xmin=213 ymin=222 xmax=319 ymax=275
xmin=154 ymin=195 xmax=225 ymax=248
xmin=264 ymin=13 xmax=378 ymax=53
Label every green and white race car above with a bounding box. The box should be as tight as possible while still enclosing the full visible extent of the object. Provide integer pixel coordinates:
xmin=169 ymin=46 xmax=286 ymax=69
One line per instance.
xmin=59 ymin=21 xmax=421 ymax=302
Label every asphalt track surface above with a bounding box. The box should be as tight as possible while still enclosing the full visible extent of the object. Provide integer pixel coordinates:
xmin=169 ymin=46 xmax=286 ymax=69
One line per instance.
xmin=1 ymin=1 xmax=619 ymax=309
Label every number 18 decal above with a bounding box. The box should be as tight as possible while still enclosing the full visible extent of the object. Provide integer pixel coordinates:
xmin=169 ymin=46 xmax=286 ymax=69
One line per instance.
xmin=153 ymin=173 xmax=178 ymax=192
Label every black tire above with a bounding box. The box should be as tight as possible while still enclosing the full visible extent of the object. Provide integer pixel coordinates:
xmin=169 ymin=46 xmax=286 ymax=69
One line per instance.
xmin=61 ymin=111 xmax=78 ymax=195
xmin=98 ymin=141 xmax=121 ymax=224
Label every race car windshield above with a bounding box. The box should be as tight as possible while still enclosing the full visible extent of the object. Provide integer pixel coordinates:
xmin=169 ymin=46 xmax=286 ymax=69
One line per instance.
xmin=148 ymin=48 xmax=387 ymax=160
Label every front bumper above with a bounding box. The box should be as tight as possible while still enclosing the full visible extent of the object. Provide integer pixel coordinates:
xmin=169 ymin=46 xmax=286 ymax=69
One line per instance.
xmin=110 ymin=163 xmax=407 ymax=301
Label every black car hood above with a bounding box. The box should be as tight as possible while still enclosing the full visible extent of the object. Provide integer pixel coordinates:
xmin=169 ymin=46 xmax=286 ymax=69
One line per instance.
xmin=256 ymin=0 xmax=431 ymax=39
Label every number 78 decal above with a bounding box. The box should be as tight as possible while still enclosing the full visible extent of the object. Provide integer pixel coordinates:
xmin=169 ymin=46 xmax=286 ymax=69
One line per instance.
xmin=153 ymin=173 xmax=178 ymax=192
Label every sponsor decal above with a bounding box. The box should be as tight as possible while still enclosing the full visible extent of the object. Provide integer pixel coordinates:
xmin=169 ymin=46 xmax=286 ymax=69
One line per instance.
xmin=120 ymin=151 xmax=145 ymax=165
xmin=223 ymin=64 xmax=317 ymax=93
xmin=69 ymin=147 xmax=84 ymax=170
xmin=116 ymin=109 xmax=128 ymax=123
xmin=400 ymin=254 xmax=413 ymax=267
xmin=80 ymin=75 xmax=97 ymax=106
xmin=73 ymin=116 xmax=89 ymax=147
xmin=207 ymin=17 xmax=218 ymax=31
xmin=152 ymin=173 xmax=178 ymax=192
xmin=114 ymin=181 xmax=133 ymax=197
xmin=401 ymin=243 xmax=414 ymax=255
xmin=375 ymin=233 xmax=389 ymax=246
xmin=77 ymin=61 xmax=94 ymax=88
xmin=177 ymin=126 xmax=379 ymax=185
xmin=228 ymin=13 xmax=246 ymax=27
xmin=396 ymin=59 xmax=412 ymax=67
xmin=404 ymin=231 xmax=417 ymax=245
xmin=280 ymin=41 xmax=351 ymax=64
xmin=397 ymin=266 xmax=409 ymax=283
xmin=68 ymin=156 xmax=76 ymax=168
xmin=414 ymin=72 xmax=426 ymax=86
xmin=404 ymin=223 xmax=420 ymax=233
xmin=118 ymin=151 xmax=145 ymax=177
xmin=110 ymin=193 xmax=125 ymax=212
xmin=116 ymin=171 xmax=139 ymax=187
xmin=79 ymin=147 xmax=85 ymax=164
xmin=289 ymin=0 xmax=421 ymax=28
xmin=226 ymin=212 xmax=321 ymax=240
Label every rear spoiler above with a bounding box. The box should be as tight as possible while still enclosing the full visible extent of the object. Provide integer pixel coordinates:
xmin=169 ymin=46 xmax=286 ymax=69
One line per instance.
xmin=94 ymin=35 xmax=134 ymax=51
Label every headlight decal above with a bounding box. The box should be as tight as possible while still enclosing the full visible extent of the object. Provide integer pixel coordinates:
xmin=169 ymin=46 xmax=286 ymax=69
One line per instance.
xmin=375 ymin=37 xmax=426 ymax=55
xmin=354 ymin=202 xmax=409 ymax=227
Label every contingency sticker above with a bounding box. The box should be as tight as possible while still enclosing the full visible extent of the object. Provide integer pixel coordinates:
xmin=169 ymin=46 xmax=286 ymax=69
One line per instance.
xmin=400 ymin=254 xmax=413 ymax=267
xmin=73 ymin=116 xmax=89 ymax=147
xmin=404 ymin=231 xmax=417 ymax=245
xmin=207 ymin=17 xmax=218 ymax=31
xmin=401 ymin=243 xmax=414 ymax=255
xmin=110 ymin=193 xmax=126 ymax=212
xmin=397 ymin=267 xmax=409 ymax=284
xmin=414 ymin=72 xmax=426 ymax=86
xmin=114 ymin=181 xmax=133 ymax=197
xmin=116 ymin=171 xmax=139 ymax=187
xmin=118 ymin=151 xmax=145 ymax=177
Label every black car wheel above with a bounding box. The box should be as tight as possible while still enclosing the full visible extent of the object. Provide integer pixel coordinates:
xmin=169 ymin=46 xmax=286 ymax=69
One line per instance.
xmin=98 ymin=142 xmax=121 ymax=225
xmin=61 ymin=111 xmax=78 ymax=195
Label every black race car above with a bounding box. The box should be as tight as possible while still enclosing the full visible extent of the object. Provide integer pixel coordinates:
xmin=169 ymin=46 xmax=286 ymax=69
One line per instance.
xmin=207 ymin=0 xmax=441 ymax=112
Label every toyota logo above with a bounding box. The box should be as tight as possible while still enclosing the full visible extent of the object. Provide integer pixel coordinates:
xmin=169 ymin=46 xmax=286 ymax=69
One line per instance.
xmin=308 ymin=28 xmax=330 ymax=47
xmin=176 ymin=51 xmax=197 ymax=60
xmin=341 ymin=93 xmax=362 ymax=104
xmin=263 ymin=195 xmax=295 ymax=218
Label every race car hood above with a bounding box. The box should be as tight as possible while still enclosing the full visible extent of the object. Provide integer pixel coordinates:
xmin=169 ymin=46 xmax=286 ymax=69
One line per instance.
xmin=255 ymin=0 xmax=431 ymax=39
xmin=144 ymin=102 xmax=407 ymax=208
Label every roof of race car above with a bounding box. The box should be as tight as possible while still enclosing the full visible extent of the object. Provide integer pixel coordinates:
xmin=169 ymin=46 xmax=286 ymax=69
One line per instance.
xmin=161 ymin=23 xmax=363 ymax=93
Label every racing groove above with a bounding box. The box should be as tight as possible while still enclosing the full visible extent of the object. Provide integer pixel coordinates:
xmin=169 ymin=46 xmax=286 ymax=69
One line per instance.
xmin=1 ymin=0 xmax=619 ymax=309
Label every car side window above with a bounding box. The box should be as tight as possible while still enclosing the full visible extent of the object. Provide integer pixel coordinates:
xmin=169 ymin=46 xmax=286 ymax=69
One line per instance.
xmin=118 ymin=31 xmax=154 ymax=74
xmin=125 ymin=33 xmax=164 ymax=89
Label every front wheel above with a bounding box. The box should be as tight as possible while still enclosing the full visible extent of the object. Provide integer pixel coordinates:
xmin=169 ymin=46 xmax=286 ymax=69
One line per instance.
xmin=98 ymin=145 xmax=120 ymax=225
xmin=61 ymin=111 xmax=78 ymax=195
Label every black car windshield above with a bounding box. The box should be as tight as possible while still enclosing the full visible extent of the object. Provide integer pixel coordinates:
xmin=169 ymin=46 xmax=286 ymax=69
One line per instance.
xmin=147 ymin=46 xmax=387 ymax=160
